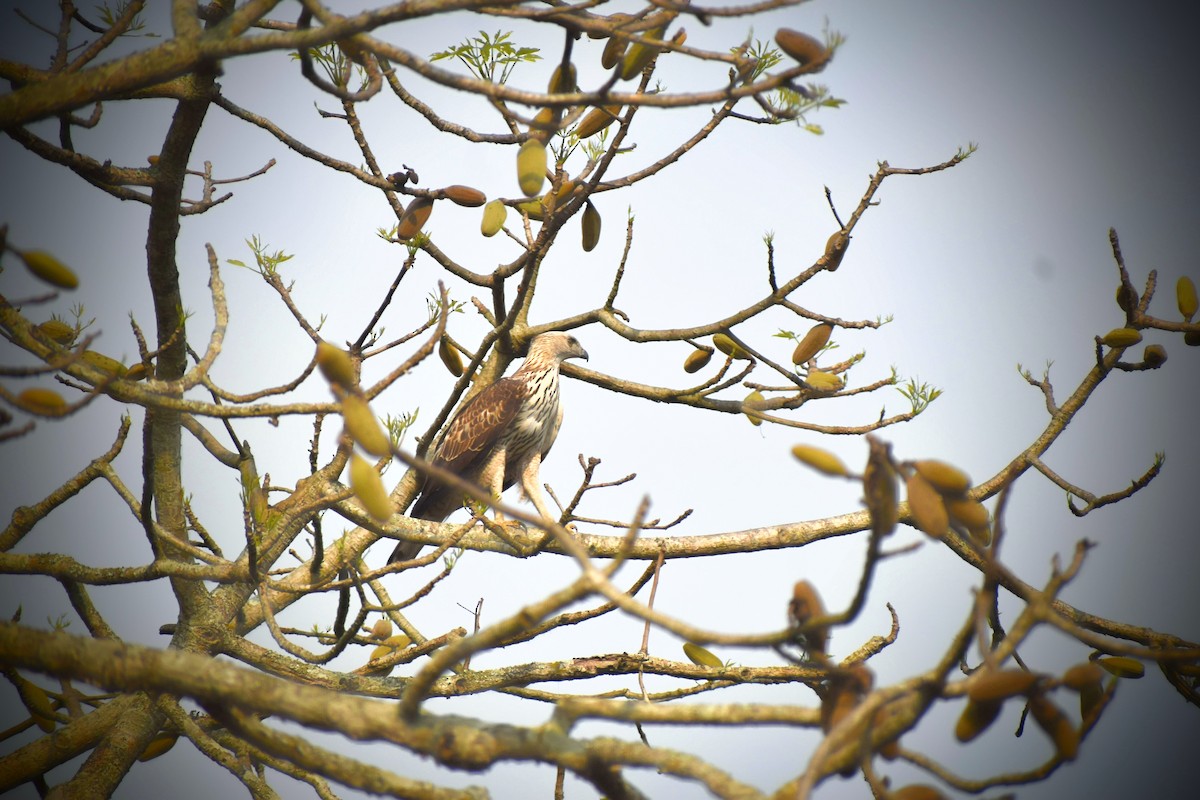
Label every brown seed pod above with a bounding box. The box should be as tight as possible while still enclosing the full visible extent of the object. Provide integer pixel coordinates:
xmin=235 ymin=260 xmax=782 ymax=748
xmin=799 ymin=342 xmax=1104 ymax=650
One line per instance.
xmin=791 ymin=323 xmax=833 ymax=365
xmin=438 ymin=336 xmax=464 ymax=377
xmin=316 ymin=342 xmax=357 ymax=390
xmin=517 ymin=139 xmax=548 ymax=196
xmin=913 ymin=459 xmax=971 ymax=495
xmin=548 ymin=62 xmax=576 ymax=93
xmin=683 ymin=348 xmax=711 ymax=373
xmin=528 ymin=107 xmax=561 ymax=144
xmin=1100 ymin=327 xmax=1142 ymax=348
xmin=481 ymin=199 xmax=507 ymax=236
xmin=905 ymin=472 xmax=949 ymax=539
xmin=788 ymin=580 xmax=828 ymax=656
xmin=774 ymin=28 xmax=828 ymax=68
xmin=137 ymin=734 xmax=179 ymax=762
xmin=601 ymin=35 xmax=629 ymax=70
xmin=1115 ymin=283 xmax=1138 ymax=313
xmin=581 ymin=201 xmax=602 ymax=252
xmin=20 ymin=250 xmax=78 ymax=289
xmin=1096 ymin=656 xmax=1145 ymax=679
xmin=341 ymin=394 xmax=391 ymax=457
xmin=1029 ymin=694 xmax=1079 ymax=761
xmin=821 ymin=664 xmax=873 ymax=732
xmin=1177 ymin=276 xmax=1198 ymax=321
xmin=575 ymin=105 xmax=622 ymax=139
xmin=14 ymin=675 xmax=57 ymax=732
xmin=954 ymin=697 xmax=1002 ymax=743
xmin=1078 ymin=679 xmax=1105 ymax=721
xmin=349 ymin=453 xmax=394 ymax=522
xmin=35 ymin=319 xmax=75 ymax=344
xmin=823 ymin=229 xmax=849 ymax=271
xmin=396 ymin=196 xmax=434 ymax=240
xmin=17 ymin=387 xmax=68 ymax=415
xmin=1142 ymin=343 xmax=1167 ymax=367
xmin=791 ymin=444 xmax=849 ymax=477
xmin=945 ymin=496 xmax=989 ymax=533
xmin=968 ymin=669 xmax=1041 ymax=703
xmin=1061 ymin=662 xmax=1105 ymax=692
xmin=620 ymin=25 xmax=667 ymax=80
xmin=888 ymin=785 xmax=948 ymax=800
xmin=743 ymin=390 xmax=767 ymax=426
xmin=1186 ymin=331 xmax=1200 ymax=347
xmin=80 ymin=350 xmax=127 ymax=377
xmin=682 ymin=642 xmax=723 ymax=669
xmin=969 ymin=523 xmax=993 ymax=547
xmin=863 ymin=439 xmax=899 ymax=536
xmin=441 ymin=185 xmax=487 ymax=207
xmin=712 ymin=333 xmax=750 ymax=359
xmin=369 ymin=618 xmax=393 ymax=640
xmin=124 ymin=362 xmax=150 ymax=381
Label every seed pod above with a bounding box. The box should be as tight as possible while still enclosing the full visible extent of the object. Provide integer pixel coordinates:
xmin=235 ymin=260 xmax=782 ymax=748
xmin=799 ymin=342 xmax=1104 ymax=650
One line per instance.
xmin=889 ymin=785 xmax=948 ymax=800
xmin=774 ymin=28 xmax=827 ymax=67
xmin=369 ymin=617 xmax=393 ymax=640
xmin=516 ymin=198 xmax=545 ymax=221
xmin=1142 ymin=343 xmax=1167 ymax=367
xmin=17 ymin=387 xmax=67 ymax=415
xmin=863 ymin=439 xmax=899 ymax=536
xmin=548 ymin=62 xmax=576 ymax=93
xmin=20 ymin=250 xmax=78 ymax=289
xmin=14 ymin=675 xmax=56 ymax=732
xmin=791 ymin=444 xmax=848 ymax=477
xmin=945 ymin=496 xmax=989 ymax=533
xmin=481 ymin=199 xmax=507 ymax=236
xmin=823 ymin=229 xmax=849 ymax=271
xmin=1100 ymin=327 xmax=1142 ymax=348
xmin=954 ymin=697 xmax=1002 ymax=743
xmin=683 ymin=348 xmax=711 ymax=373
xmin=1062 ymin=662 xmax=1105 ymax=692
xmin=529 ymin=107 xmax=561 ymax=144
xmin=35 ymin=319 xmax=75 ymax=344
xmin=80 ymin=350 xmax=127 ymax=377
xmin=804 ymin=370 xmax=843 ymax=392
xmin=542 ymin=178 xmax=579 ymax=217
xmin=575 ymin=105 xmax=622 ymax=139
xmin=316 ymin=342 xmax=357 ymax=390
xmin=396 ymin=196 xmax=434 ymax=240
xmin=1078 ymin=679 xmax=1105 ymax=721
xmin=969 ymin=523 xmax=992 ymax=547
xmin=581 ymin=201 xmax=602 ymax=252
xmin=137 ymin=734 xmax=179 ymax=762
xmin=821 ymin=664 xmax=873 ymax=733
xmin=1096 ymin=656 xmax=1144 ymax=679
xmin=124 ymin=362 xmax=150 ymax=381
xmin=1186 ymin=331 xmax=1200 ymax=347
xmin=791 ymin=323 xmax=833 ymax=365
xmin=788 ymin=580 xmax=828 ymax=656
xmin=438 ymin=336 xmax=464 ymax=377
xmin=517 ymin=139 xmax=547 ymax=197
xmin=712 ymin=333 xmax=750 ymax=359
xmin=341 ymin=394 xmax=391 ymax=457
xmin=1115 ymin=283 xmax=1137 ymax=313
xmin=743 ymin=390 xmax=767 ymax=426
xmin=1177 ymin=276 xmax=1198 ymax=321
xmin=682 ymin=642 xmax=723 ymax=669
xmin=620 ymin=24 xmax=667 ymax=81
xmin=968 ymin=669 xmax=1040 ymax=703
xmin=362 ymin=633 xmax=412 ymax=676
xmin=441 ymin=185 xmax=487 ymax=207
xmin=1029 ymin=694 xmax=1079 ymax=761
xmin=601 ymin=35 xmax=629 ymax=70
xmin=349 ymin=453 xmax=394 ymax=522
xmin=913 ymin=459 xmax=971 ymax=495
xmin=905 ymin=472 xmax=949 ymax=539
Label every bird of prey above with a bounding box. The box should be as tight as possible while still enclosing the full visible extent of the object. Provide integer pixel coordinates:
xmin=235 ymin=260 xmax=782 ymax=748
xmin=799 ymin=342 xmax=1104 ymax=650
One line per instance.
xmin=389 ymin=331 xmax=588 ymax=562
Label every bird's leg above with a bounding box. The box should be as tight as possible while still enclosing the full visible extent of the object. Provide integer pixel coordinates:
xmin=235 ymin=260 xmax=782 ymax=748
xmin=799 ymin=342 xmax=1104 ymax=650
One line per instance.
xmin=520 ymin=455 xmax=573 ymax=554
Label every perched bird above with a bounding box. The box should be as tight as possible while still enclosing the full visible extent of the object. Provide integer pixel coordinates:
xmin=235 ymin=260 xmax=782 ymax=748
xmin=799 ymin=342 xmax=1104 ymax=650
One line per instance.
xmin=389 ymin=331 xmax=589 ymax=562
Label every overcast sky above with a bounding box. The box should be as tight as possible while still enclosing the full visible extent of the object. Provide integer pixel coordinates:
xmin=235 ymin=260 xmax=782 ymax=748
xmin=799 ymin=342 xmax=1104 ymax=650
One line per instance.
xmin=2 ymin=1 xmax=1198 ymax=798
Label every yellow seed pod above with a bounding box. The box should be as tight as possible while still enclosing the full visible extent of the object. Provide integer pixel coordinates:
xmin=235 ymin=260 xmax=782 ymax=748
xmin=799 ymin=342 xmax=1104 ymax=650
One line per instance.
xmin=316 ymin=342 xmax=357 ymax=390
xmin=441 ymin=185 xmax=487 ymax=207
xmin=682 ymin=642 xmax=723 ymax=669
xmin=1029 ymin=694 xmax=1079 ymax=761
xmin=438 ymin=336 xmax=464 ymax=377
xmin=791 ymin=444 xmax=848 ymax=477
xmin=683 ymin=348 xmax=712 ymax=373
xmin=1061 ymin=662 xmax=1105 ymax=692
xmin=396 ymin=197 xmax=434 ymax=241
xmin=575 ymin=105 xmax=622 ymax=139
xmin=481 ymin=199 xmax=507 ymax=237
xmin=905 ymin=472 xmax=949 ymax=539
xmin=20 ymin=250 xmax=78 ymax=289
xmin=1177 ymin=276 xmax=1198 ymax=321
xmin=620 ymin=25 xmax=667 ymax=81
xmin=791 ymin=323 xmax=833 ymax=365
xmin=954 ymin=697 xmax=1002 ymax=743
xmin=137 ymin=733 xmax=179 ymax=762
xmin=17 ymin=387 xmax=68 ymax=415
xmin=341 ymin=394 xmax=391 ymax=457
xmin=15 ymin=675 xmax=57 ymax=732
xmin=516 ymin=198 xmax=546 ymax=221
xmin=913 ymin=459 xmax=972 ymax=495
xmin=35 ymin=319 xmax=75 ymax=344
xmin=968 ymin=669 xmax=1040 ymax=703
xmin=945 ymin=496 xmax=989 ymax=533
xmin=863 ymin=440 xmax=899 ymax=536
xmin=528 ymin=107 xmax=561 ymax=144
xmin=601 ymin=35 xmax=629 ymax=70
xmin=124 ymin=362 xmax=151 ymax=381
xmin=712 ymin=333 xmax=750 ymax=359
xmin=362 ymin=633 xmax=412 ymax=676
xmin=889 ymin=785 xmax=948 ymax=800
xmin=1100 ymin=327 xmax=1142 ymax=348
xmin=517 ymin=139 xmax=547 ymax=197
xmin=548 ymin=62 xmax=576 ymax=93
xmin=1142 ymin=343 xmax=1167 ymax=367
xmin=369 ymin=618 xmax=393 ymax=640
xmin=804 ymin=370 xmax=843 ymax=392
xmin=80 ymin=350 xmax=127 ymax=377
xmin=743 ymin=389 xmax=766 ymax=426
xmin=1096 ymin=656 xmax=1144 ymax=679
xmin=775 ymin=29 xmax=827 ymax=67
xmin=349 ymin=453 xmax=394 ymax=522
xmin=581 ymin=201 xmax=602 ymax=252
xmin=541 ymin=178 xmax=579 ymax=216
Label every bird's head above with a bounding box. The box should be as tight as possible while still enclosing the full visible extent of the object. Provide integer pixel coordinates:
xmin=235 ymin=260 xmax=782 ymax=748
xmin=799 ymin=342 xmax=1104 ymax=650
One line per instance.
xmin=528 ymin=331 xmax=589 ymax=364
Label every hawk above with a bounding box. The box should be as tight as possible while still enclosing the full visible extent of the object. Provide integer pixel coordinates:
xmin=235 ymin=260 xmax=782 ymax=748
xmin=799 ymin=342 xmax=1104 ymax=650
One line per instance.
xmin=389 ymin=331 xmax=589 ymax=562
